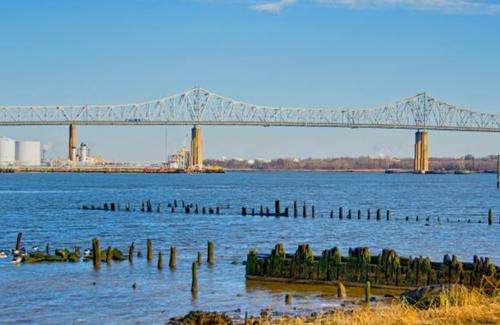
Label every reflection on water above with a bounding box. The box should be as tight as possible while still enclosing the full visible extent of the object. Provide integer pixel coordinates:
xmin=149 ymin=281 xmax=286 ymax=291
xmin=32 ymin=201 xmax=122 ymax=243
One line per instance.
xmin=0 ymin=172 xmax=498 ymax=323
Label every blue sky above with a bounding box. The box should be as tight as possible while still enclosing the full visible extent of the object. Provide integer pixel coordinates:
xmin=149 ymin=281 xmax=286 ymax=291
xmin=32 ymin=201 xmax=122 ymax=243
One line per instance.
xmin=0 ymin=0 xmax=499 ymax=162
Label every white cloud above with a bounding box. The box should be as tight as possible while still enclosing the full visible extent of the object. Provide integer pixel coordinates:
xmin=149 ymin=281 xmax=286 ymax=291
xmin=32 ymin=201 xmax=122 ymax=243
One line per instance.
xmin=250 ymin=0 xmax=297 ymax=14
xmin=313 ymin=0 xmax=500 ymax=14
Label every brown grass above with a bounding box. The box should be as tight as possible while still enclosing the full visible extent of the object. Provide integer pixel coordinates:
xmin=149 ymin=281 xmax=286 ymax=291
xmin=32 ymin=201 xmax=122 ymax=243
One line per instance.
xmin=250 ymin=285 xmax=500 ymax=325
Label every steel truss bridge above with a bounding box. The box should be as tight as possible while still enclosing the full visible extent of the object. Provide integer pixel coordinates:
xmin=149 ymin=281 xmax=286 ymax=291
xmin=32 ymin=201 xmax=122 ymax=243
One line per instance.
xmin=1 ymin=88 xmax=499 ymax=132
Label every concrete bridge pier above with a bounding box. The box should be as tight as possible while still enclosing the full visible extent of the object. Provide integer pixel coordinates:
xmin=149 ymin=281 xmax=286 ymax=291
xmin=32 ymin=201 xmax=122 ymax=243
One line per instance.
xmin=68 ymin=124 xmax=77 ymax=163
xmin=190 ymin=125 xmax=203 ymax=170
xmin=414 ymin=130 xmax=429 ymax=173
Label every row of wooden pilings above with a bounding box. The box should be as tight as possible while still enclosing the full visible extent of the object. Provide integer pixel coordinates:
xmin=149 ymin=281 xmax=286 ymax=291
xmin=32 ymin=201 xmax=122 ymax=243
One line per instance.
xmin=242 ymin=201 xmax=497 ymax=225
xmin=82 ymin=199 xmax=222 ymax=215
xmin=91 ymin=238 xmax=216 ymax=294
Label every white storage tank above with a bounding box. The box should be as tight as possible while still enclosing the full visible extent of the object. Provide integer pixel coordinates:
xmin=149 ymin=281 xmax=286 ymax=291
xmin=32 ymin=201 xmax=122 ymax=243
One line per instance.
xmin=15 ymin=141 xmax=41 ymax=166
xmin=0 ymin=137 xmax=16 ymax=166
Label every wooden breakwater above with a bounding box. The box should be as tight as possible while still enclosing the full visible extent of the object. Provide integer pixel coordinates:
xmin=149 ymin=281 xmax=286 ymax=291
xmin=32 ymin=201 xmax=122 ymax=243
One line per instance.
xmin=241 ymin=200 xmax=498 ymax=225
xmin=246 ymin=244 xmax=499 ymax=289
xmin=81 ymin=199 xmax=224 ymax=215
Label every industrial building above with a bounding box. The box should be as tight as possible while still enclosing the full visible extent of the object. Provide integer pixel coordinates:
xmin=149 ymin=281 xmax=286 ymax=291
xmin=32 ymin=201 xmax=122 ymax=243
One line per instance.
xmin=0 ymin=137 xmax=16 ymax=166
xmin=0 ymin=136 xmax=41 ymax=166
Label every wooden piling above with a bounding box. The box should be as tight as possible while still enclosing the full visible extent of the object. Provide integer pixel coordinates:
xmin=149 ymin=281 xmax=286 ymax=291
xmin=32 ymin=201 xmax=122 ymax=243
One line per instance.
xmin=376 ymin=209 xmax=381 ymax=221
xmin=92 ymin=238 xmax=100 ymax=269
xmin=106 ymin=246 xmax=112 ymax=265
xmin=488 ymin=209 xmax=493 ymax=225
xmin=169 ymin=246 xmax=177 ymax=268
xmin=312 ymin=205 xmax=316 ymax=218
xmin=357 ymin=210 xmax=361 ymax=220
xmin=128 ymin=242 xmax=134 ymax=263
xmin=275 ymin=200 xmax=281 ymax=216
xmin=365 ymin=281 xmax=371 ymax=304
xmin=367 ymin=209 xmax=371 ymax=220
xmin=15 ymin=232 xmax=22 ymax=251
xmin=191 ymin=261 xmax=198 ymax=293
xmin=147 ymin=239 xmax=153 ymax=262
xmin=303 ymin=203 xmax=307 ymax=218
xmin=339 ymin=207 xmax=343 ymax=220
xmin=330 ymin=210 xmax=333 ymax=218
xmin=157 ymin=251 xmax=163 ymax=269
xmin=197 ymin=251 xmax=202 ymax=265
xmin=285 ymin=294 xmax=292 ymax=305
xmin=207 ymin=241 xmax=215 ymax=265
xmin=242 ymin=207 xmax=247 ymax=216
xmin=293 ymin=200 xmax=298 ymax=218
xmin=348 ymin=209 xmax=352 ymax=219
xmin=45 ymin=243 xmax=50 ymax=255
xmin=386 ymin=210 xmax=390 ymax=221
xmin=337 ymin=281 xmax=347 ymax=298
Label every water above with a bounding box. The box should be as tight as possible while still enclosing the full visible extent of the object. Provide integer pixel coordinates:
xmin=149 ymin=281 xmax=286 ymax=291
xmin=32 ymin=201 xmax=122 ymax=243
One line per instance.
xmin=0 ymin=172 xmax=498 ymax=323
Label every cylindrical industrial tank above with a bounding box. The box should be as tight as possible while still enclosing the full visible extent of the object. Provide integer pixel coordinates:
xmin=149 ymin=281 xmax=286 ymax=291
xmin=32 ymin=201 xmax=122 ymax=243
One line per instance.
xmin=15 ymin=141 xmax=41 ymax=166
xmin=0 ymin=137 xmax=16 ymax=166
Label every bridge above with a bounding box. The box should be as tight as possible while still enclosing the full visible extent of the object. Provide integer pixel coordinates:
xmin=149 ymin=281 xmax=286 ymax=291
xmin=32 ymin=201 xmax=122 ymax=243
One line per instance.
xmin=1 ymin=87 xmax=499 ymax=172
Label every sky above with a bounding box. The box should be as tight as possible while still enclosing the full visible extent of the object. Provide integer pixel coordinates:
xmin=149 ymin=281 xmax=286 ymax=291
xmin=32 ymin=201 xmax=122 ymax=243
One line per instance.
xmin=0 ymin=0 xmax=499 ymax=162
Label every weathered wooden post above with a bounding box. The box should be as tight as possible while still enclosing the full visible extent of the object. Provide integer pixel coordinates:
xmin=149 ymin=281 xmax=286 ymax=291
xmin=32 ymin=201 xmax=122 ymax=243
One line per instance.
xmin=275 ymin=200 xmax=281 ymax=216
xmin=15 ymin=232 xmax=22 ymax=251
xmin=195 ymin=204 xmax=199 ymax=214
xmin=365 ymin=281 xmax=371 ymax=304
xmin=216 ymin=207 xmax=220 ymax=215
xmin=357 ymin=209 xmax=361 ymax=220
xmin=303 ymin=202 xmax=307 ymax=218
xmin=197 ymin=251 xmax=202 ymax=265
xmin=147 ymin=239 xmax=153 ymax=262
xmin=330 ymin=210 xmax=333 ymax=218
xmin=339 ymin=207 xmax=343 ymax=220
xmin=169 ymin=246 xmax=177 ymax=268
xmin=106 ymin=246 xmax=112 ymax=265
xmin=259 ymin=206 xmax=263 ymax=216
xmin=45 ymin=243 xmax=50 ymax=255
xmin=157 ymin=251 xmax=163 ymax=269
xmin=337 ymin=281 xmax=347 ymax=298
xmin=191 ymin=261 xmax=198 ymax=293
xmin=312 ymin=205 xmax=316 ymax=218
xmin=202 ymin=207 xmax=206 ymax=214
xmin=367 ymin=209 xmax=371 ymax=220
xmin=348 ymin=209 xmax=352 ymax=219
xmin=92 ymin=238 xmax=100 ymax=269
xmin=265 ymin=207 xmax=270 ymax=217
xmin=242 ymin=207 xmax=247 ymax=216
xmin=488 ymin=209 xmax=493 ymax=225
xmin=284 ymin=207 xmax=289 ymax=217
xmin=386 ymin=210 xmax=390 ymax=221
xmin=285 ymin=294 xmax=292 ymax=305
xmin=376 ymin=209 xmax=381 ymax=221
xmin=251 ymin=208 xmax=255 ymax=216
xmin=207 ymin=241 xmax=215 ymax=265
xmin=293 ymin=200 xmax=298 ymax=218
xmin=128 ymin=242 xmax=134 ymax=263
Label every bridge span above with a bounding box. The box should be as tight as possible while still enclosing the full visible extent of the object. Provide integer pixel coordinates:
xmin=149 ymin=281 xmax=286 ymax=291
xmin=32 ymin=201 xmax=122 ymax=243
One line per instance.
xmin=1 ymin=87 xmax=499 ymax=172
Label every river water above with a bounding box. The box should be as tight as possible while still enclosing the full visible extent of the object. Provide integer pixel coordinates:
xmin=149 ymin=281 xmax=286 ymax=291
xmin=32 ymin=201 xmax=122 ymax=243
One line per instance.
xmin=0 ymin=172 xmax=498 ymax=323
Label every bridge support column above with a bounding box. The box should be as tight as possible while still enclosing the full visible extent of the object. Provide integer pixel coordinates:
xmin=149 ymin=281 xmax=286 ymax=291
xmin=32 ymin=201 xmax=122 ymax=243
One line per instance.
xmin=414 ymin=131 xmax=429 ymax=173
xmin=190 ymin=125 xmax=203 ymax=170
xmin=68 ymin=124 xmax=77 ymax=163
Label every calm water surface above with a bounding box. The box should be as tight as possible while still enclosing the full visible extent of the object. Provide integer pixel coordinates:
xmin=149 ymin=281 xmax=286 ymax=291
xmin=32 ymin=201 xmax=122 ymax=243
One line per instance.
xmin=0 ymin=172 xmax=498 ymax=323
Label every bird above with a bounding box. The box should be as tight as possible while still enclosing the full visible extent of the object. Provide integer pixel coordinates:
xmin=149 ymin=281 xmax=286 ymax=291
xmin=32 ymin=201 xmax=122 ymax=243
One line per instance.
xmin=0 ymin=251 xmax=8 ymax=259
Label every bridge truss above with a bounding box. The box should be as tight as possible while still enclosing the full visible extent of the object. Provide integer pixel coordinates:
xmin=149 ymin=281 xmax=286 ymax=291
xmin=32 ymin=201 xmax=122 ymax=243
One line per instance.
xmin=1 ymin=88 xmax=499 ymax=132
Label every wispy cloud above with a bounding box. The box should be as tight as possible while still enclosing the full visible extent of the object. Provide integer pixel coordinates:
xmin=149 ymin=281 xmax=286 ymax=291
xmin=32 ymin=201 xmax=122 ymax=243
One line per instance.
xmin=250 ymin=0 xmax=297 ymax=14
xmin=313 ymin=0 xmax=500 ymax=14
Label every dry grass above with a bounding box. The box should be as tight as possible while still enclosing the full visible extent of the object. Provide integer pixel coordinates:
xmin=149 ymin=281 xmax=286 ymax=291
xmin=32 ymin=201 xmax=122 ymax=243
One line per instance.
xmin=251 ymin=285 xmax=500 ymax=325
